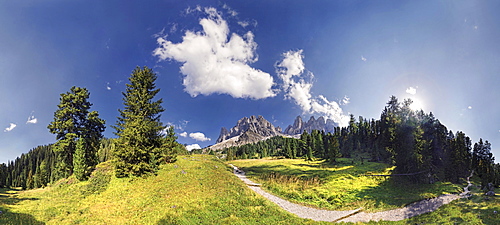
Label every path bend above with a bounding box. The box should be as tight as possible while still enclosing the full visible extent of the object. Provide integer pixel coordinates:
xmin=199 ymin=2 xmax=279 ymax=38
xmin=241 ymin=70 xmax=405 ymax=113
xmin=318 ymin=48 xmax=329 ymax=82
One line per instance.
xmin=230 ymin=164 xmax=472 ymax=223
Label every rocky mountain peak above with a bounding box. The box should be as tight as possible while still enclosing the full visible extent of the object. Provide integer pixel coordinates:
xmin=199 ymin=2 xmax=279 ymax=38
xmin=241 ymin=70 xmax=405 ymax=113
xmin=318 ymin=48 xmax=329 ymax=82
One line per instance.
xmin=216 ymin=127 xmax=230 ymax=143
xmin=215 ymin=115 xmax=280 ymax=144
xmin=211 ymin=114 xmax=338 ymax=150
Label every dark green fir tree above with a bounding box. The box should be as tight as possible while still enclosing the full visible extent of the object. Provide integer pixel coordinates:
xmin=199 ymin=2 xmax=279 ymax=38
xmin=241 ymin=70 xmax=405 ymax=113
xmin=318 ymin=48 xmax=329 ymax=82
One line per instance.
xmin=113 ymin=66 xmax=177 ymax=178
xmin=48 ymin=86 xmax=105 ymax=180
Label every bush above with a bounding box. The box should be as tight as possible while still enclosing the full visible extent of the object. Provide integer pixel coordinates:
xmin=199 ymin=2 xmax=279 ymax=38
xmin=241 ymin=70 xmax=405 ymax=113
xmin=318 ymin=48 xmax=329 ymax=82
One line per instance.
xmin=82 ymin=166 xmax=112 ymax=195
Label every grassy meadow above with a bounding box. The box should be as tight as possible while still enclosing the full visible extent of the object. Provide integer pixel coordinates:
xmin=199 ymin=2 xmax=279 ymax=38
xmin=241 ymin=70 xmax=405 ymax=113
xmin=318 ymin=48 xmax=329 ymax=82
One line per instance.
xmin=0 ymin=155 xmax=498 ymax=224
xmin=230 ymin=158 xmax=463 ymax=212
xmin=0 ymin=155 xmax=322 ymax=225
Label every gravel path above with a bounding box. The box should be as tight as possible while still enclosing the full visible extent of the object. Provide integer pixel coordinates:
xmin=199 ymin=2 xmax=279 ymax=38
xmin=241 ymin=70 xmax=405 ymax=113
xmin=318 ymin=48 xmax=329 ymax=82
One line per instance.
xmin=230 ymin=164 xmax=472 ymax=223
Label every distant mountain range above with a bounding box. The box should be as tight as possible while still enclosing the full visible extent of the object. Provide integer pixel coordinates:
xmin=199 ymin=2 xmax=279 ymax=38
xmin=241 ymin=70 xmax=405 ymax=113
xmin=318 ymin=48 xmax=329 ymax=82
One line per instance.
xmin=283 ymin=116 xmax=337 ymax=135
xmin=208 ymin=115 xmax=337 ymax=150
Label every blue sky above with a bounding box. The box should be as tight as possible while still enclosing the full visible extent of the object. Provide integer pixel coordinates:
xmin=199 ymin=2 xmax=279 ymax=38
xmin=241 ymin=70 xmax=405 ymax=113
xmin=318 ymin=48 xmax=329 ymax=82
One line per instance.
xmin=2 ymin=1 xmax=500 ymax=163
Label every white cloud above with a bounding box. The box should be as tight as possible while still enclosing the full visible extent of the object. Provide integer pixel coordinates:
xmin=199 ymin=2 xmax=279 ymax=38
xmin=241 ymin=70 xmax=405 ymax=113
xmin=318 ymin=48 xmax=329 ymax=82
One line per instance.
xmin=184 ymin=5 xmax=203 ymax=15
xmin=4 ymin=123 xmax=16 ymax=132
xmin=222 ymin=4 xmax=238 ymax=17
xmin=276 ymin=50 xmax=349 ymax=127
xmin=361 ymin=56 xmax=367 ymax=61
xmin=106 ymin=82 xmax=111 ymax=90
xmin=179 ymin=132 xmax=188 ymax=137
xmin=153 ymin=7 xmax=276 ymax=100
xmin=166 ymin=120 xmax=189 ymax=131
xmin=186 ymin=144 xmax=201 ymax=151
xmin=238 ymin=21 xmax=249 ymax=28
xmin=468 ymin=106 xmax=472 ymax=110
xmin=341 ymin=95 xmax=350 ymax=105
xmin=238 ymin=20 xmax=257 ymax=28
xmin=406 ymin=86 xmax=417 ymax=95
xmin=189 ymin=132 xmax=211 ymax=142
xmin=26 ymin=115 xmax=37 ymax=124
xmin=170 ymin=24 xmax=178 ymax=33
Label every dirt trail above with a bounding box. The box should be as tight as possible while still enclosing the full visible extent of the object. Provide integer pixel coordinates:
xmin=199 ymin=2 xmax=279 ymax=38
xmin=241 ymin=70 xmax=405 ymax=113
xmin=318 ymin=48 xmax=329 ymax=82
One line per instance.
xmin=230 ymin=164 xmax=472 ymax=223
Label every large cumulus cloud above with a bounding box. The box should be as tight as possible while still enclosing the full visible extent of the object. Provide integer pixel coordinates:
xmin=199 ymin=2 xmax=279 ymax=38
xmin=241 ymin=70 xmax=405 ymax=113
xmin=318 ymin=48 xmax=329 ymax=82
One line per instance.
xmin=153 ymin=7 xmax=276 ymax=99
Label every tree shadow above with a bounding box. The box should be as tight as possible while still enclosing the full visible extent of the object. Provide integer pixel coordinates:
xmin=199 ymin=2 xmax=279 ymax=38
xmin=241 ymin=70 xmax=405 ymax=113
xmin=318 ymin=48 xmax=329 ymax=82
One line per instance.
xmin=241 ymin=164 xmax=317 ymax=178
xmin=353 ymin=176 xmax=455 ymax=210
xmin=241 ymin=161 xmax=371 ymax=182
xmin=0 ymin=188 xmax=39 ymax=205
xmin=0 ymin=188 xmax=44 ymax=224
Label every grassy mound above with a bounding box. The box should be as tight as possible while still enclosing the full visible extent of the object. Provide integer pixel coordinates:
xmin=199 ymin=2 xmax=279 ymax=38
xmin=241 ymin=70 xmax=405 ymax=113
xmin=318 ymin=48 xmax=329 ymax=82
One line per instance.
xmin=0 ymin=155 xmax=320 ymax=225
xmin=230 ymin=158 xmax=462 ymax=212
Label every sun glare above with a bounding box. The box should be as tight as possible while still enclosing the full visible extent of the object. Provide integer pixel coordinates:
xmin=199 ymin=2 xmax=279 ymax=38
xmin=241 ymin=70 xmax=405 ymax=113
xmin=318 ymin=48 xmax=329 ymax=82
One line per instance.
xmin=409 ymin=97 xmax=425 ymax=111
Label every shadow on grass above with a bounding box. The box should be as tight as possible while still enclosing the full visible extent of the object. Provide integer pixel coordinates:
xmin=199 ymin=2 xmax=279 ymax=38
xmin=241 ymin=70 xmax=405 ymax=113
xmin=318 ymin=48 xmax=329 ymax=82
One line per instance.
xmin=241 ymin=160 xmax=384 ymax=185
xmin=243 ymin=164 xmax=320 ymax=178
xmin=353 ymin=176 xmax=457 ymax=210
xmin=0 ymin=188 xmax=44 ymax=224
xmin=402 ymin=195 xmax=500 ymax=224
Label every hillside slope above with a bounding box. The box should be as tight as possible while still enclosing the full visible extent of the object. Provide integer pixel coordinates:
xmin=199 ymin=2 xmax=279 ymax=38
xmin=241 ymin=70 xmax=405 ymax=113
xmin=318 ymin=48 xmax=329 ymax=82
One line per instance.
xmin=0 ymin=155 xmax=321 ymax=225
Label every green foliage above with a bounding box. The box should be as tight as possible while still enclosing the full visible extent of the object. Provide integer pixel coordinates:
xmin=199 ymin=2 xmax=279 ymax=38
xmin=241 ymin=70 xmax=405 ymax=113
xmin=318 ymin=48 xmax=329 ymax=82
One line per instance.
xmin=73 ymin=138 xmax=89 ymax=181
xmin=47 ymin=86 xmax=105 ymax=180
xmin=473 ymin=139 xmax=496 ymax=187
xmin=326 ymin=135 xmax=341 ymax=163
xmin=97 ymin=138 xmax=115 ymax=163
xmin=25 ymin=170 xmax=34 ymax=190
xmin=34 ymin=160 xmax=49 ymax=188
xmin=82 ymin=163 xmax=112 ymax=195
xmin=113 ymin=66 xmax=177 ymax=177
xmin=52 ymin=133 xmax=77 ymax=180
xmin=158 ymin=126 xmax=182 ymax=163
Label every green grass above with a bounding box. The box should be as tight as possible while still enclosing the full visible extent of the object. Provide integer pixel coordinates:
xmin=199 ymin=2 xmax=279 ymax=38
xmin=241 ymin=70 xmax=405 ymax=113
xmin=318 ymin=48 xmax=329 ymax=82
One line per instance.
xmin=362 ymin=185 xmax=500 ymax=224
xmin=0 ymin=155 xmax=323 ymax=225
xmin=230 ymin=158 xmax=462 ymax=212
xmin=1 ymin=155 xmax=497 ymax=224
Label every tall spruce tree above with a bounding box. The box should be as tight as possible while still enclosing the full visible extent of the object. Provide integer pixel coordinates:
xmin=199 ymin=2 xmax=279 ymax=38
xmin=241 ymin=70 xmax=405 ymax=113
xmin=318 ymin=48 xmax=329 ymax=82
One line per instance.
xmin=73 ymin=137 xmax=88 ymax=181
xmin=327 ymin=135 xmax=341 ymax=163
xmin=473 ymin=139 xmax=495 ymax=186
xmin=113 ymin=66 xmax=177 ymax=177
xmin=48 ymin=86 xmax=105 ymax=180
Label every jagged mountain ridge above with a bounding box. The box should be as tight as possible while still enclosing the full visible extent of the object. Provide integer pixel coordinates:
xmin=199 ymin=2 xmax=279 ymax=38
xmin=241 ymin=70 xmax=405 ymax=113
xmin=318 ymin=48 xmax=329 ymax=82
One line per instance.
xmin=283 ymin=116 xmax=337 ymax=135
xmin=210 ymin=115 xmax=282 ymax=150
xmin=209 ymin=115 xmax=337 ymax=150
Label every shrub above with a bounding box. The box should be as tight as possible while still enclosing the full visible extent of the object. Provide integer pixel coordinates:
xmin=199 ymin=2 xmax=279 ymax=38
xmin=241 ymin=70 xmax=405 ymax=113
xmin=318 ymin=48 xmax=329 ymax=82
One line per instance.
xmin=82 ymin=166 xmax=112 ymax=195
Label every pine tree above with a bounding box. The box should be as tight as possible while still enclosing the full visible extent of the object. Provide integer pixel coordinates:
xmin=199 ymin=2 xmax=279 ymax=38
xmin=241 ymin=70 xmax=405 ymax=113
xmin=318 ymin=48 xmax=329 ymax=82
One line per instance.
xmin=48 ymin=86 xmax=105 ymax=180
xmin=35 ymin=160 xmax=49 ymax=187
xmin=113 ymin=66 xmax=177 ymax=177
xmin=26 ymin=170 xmax=34 ymax=190
xmin=73 ymin=137 xmax=88 ymax=181
xmin=447 ymin=131 xmax=472 ymax=183
xmin=160 ymin=126 xmax=181 ymax=163
xmin=473 ymin=139 xmax=495 ymax=186
xmin=0 ymin=163 xmax=7 ymax=188
xmin=327 ymin=135 xmax=341 ymax=163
